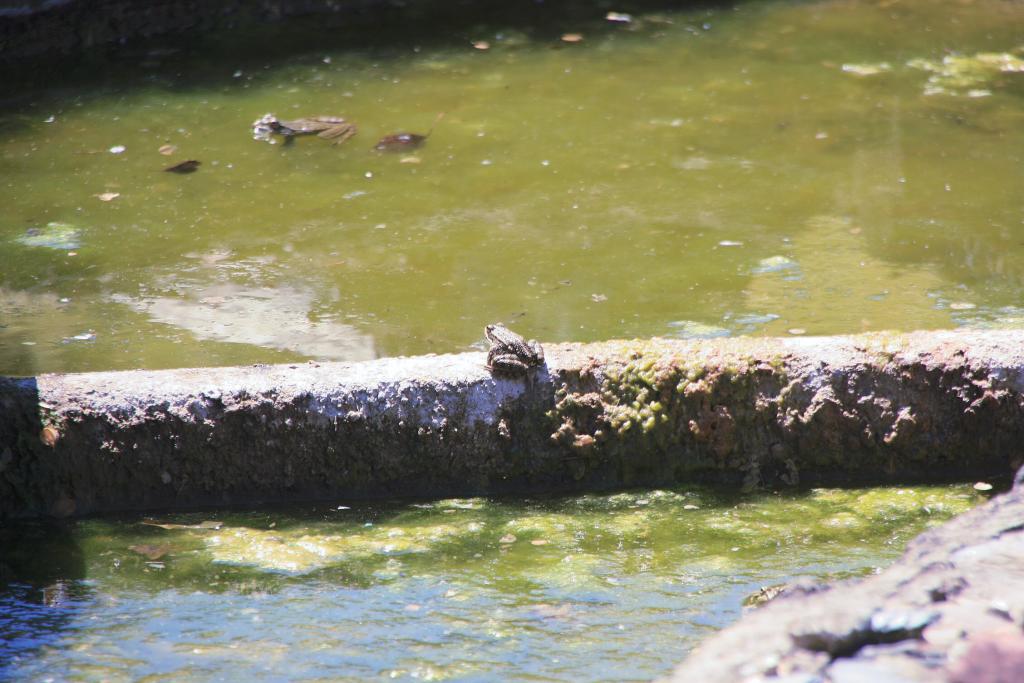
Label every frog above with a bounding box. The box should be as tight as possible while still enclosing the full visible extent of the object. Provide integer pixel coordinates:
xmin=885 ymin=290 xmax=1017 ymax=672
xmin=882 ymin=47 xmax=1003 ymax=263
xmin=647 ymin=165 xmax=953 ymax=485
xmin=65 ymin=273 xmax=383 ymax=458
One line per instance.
xmin=485 ymin=324 xmax=545 ymax=377
xmin=251 ymin=113 xmax=357 ymax=145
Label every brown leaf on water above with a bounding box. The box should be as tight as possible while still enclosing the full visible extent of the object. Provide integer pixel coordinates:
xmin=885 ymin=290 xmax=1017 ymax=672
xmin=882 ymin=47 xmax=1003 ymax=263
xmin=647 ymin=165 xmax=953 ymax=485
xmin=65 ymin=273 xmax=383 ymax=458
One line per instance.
xmin=164 ymin=160 xmax=201 ymax=174
xmin=158 ymin=144 xmax=177 ymax=156
xmin=129 ymin=544 xmax=170 ymax=560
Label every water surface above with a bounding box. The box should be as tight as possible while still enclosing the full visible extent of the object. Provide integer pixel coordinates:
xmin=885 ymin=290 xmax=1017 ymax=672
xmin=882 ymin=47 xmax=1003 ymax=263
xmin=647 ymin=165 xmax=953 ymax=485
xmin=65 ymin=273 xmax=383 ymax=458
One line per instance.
xmin=0 ymin=484 xmax=983 ymax=681
xmin=1 ymin=0 xmax=1023 ymax=374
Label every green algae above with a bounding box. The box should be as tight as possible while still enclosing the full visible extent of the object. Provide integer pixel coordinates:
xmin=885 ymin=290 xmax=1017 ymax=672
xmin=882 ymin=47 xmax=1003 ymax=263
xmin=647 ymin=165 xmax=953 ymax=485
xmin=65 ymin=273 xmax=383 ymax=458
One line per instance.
xmin=908 ymin=49 xmax=1024 ymax=96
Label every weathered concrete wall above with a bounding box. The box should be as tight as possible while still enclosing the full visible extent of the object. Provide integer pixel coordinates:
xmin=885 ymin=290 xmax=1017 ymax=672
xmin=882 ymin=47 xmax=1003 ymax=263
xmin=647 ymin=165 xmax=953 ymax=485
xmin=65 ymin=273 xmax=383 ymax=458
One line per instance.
xmin=2 ymin=330 xmax=1024 ymax=519
xmin=663 ymin=468 xmax=1024 ymax=683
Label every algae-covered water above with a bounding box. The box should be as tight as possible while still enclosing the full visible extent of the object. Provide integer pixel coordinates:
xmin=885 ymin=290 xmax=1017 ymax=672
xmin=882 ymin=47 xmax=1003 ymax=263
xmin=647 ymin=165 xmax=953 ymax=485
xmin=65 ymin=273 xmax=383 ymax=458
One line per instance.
xmin=2 ymin=0 xmax=1024 ymax=374
xmin=0 ymin=485 xmax=984 ymax=681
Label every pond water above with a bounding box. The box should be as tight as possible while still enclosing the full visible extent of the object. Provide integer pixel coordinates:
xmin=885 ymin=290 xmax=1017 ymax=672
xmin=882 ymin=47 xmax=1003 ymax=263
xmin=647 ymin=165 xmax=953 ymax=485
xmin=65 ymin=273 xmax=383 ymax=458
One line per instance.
xmin=2 ymin=0 xmax=1023 ymax=375
xmin=0 ymin=485 xmax=983 ymax=681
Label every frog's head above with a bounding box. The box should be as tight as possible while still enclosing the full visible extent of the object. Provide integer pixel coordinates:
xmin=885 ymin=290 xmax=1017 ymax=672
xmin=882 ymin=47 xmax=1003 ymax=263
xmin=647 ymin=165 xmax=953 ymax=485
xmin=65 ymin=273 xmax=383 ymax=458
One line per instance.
xmin=484 ymin=324 xmax=505 ymax=344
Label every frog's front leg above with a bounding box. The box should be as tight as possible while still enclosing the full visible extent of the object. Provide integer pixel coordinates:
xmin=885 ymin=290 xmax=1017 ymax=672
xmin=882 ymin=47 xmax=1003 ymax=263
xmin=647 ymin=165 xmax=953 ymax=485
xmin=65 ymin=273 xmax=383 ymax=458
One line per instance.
xmin=486 ymin=352 xmax=530 ymax=375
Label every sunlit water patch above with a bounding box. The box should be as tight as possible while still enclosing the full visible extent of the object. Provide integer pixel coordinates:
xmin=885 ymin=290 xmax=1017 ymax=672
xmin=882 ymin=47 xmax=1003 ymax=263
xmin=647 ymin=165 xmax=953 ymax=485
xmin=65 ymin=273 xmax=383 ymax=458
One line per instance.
xmin=2 ymin=0 xmax=1024 ymax=375
xmin=0 ymin=484 xmax=985 ymax=681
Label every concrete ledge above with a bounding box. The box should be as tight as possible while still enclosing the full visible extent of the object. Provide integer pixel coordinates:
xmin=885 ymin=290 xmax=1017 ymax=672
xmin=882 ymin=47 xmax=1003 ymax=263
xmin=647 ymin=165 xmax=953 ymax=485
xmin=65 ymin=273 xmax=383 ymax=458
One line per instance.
xmin=2 ymin=330 xmax=1024 ymax=518
xmin=663 ymin=470 xmax=1024 ymax=683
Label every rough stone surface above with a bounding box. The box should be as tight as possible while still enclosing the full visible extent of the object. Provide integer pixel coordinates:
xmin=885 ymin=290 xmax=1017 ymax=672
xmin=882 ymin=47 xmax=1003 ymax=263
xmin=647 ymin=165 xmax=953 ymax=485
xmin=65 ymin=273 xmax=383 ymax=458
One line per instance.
xmin=2 ymin=330 xmax=1024 ymax=518
xmin=662 ymin=471 xmax=1024 ymax=683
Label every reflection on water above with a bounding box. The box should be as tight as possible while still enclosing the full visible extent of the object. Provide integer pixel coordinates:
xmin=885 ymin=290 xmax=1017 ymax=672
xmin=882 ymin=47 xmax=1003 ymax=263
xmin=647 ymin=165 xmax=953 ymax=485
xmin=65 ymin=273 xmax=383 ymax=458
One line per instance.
xmin=1 ymin=0 xmax=1023 ymax=375
xmin=0 ymin=485 xmax=984 ymax=681
xmin=111 ymin=282 xmax=376 ymax=360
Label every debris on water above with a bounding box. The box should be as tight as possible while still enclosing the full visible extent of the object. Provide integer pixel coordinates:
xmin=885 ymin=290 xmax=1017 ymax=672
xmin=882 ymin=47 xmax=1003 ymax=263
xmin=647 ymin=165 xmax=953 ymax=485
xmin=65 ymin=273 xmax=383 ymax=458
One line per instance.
xmin=751 ymin=255 xmax=799 ymax=274
xmin=96 ymin=192 xmax=120 ymax=202
xmin=734 ymin=313 xmax=779 ymax=327
xmin=375 ymin=132 xmax=427 ymax=152
xmin=841 ymin=62 xmax=892 ymax=77
xmin=63 ymin=331 xmax=96 ymax=343
xmin=974 ymin=482 xmax=993 ymax=492
xmin=376 ymin=114 xmax=443 ymax=152
xmin=472 ymin=41 xmax=490 ymax=50
xmin=591 ymin=293 xmax=608 ymax=302
xmin=908 ymin=51 xmax=1024 ymax=96
xmin=130 ymin=544 xmax=170 ymax=560
xmin=400 ymin=156 xmax=421 ymax=164
xmin=561 ymin=33 xmax=583 ymax=43
xmin=142 ymin=520 xmax=223 ymax=531
xmin=606 ymin=11 xmax=632 ymax=23
xmin=667 ymin=320 xmax=730 ymax=339
xmin=718 ymin=240 xmax=743 ymax=247
xmin=109 ymin=145 xmax=126 ymax=154
xmin=788 ymin=328 xmax=807 ymax=335
xmin=158 ymin=144 xmax=177 ymax=155
xmin=17 ymin=222 xmax=81 ymax=250
xmin=165 ymin=160 xmax=201 ymax=174
xmin=39 ymin=426 xmax=60 ymax=447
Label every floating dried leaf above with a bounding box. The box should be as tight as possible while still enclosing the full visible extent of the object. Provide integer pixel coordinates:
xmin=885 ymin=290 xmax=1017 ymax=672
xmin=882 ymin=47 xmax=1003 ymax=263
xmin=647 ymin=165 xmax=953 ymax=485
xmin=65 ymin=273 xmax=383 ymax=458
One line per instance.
xmin=158 ymin=144 xmax=177 ymax=156
xmin=164 ymin=160 xmax=201 ymax=174
xmin=375 ymin=133 xmax=427 ymax=152
xmin=40 ymin=426 xmax=60 ymax=447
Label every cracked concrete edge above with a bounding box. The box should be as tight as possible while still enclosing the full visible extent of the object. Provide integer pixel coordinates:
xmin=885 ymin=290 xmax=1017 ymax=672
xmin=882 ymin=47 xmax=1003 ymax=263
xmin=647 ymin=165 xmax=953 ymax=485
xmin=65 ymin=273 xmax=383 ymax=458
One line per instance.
xmin=661 ymin=471 xmax=1024 ymax=683
xmin=2 ymin=329 xmax=1024 ymax=518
